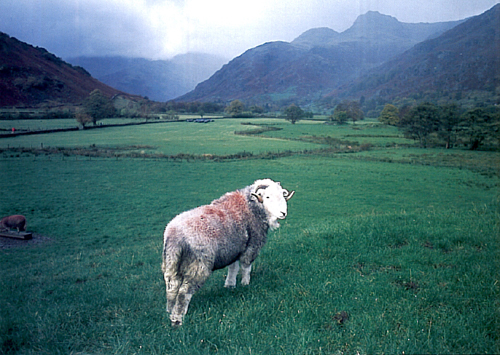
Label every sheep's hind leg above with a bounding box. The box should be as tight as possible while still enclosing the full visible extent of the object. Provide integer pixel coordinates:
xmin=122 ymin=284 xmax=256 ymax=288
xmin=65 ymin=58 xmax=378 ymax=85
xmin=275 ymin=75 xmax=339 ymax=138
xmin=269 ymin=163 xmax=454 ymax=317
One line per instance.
xmin=170 ymin=265 xmax=211 ymax=326
xmin=224 ymin=261 xmax=240 ymax=288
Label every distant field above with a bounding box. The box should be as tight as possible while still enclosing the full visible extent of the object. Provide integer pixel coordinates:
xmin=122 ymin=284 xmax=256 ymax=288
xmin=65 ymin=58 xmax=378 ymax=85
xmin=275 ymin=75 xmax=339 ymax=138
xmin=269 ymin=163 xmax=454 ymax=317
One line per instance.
xmin=1 ymin=118 xmax=498 ymax=354
xmin=0 ymin=118 xmax=143 ymax=131
xmin=0 ymin=114 xmax=222 ymax=132
xmin=253 ymin=118 xmax=411 ymax=147
xmin=0 ymin=118 xmax=326 ymax=155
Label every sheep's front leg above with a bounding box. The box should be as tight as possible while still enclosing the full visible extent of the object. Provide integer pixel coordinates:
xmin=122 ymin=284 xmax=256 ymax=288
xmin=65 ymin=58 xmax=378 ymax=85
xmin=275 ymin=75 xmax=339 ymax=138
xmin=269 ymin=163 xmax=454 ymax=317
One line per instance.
xmin=224 ymin=261 xmax=239 ymax=288
xmin=164 ymin=276 xmax=181 ymax=313
xmin=240 ymin=263 xmax=252 ymax=285
xmin=239 ymin=240 xmax=262 ymax=286
xmin=170 ymin=290 xmax=193 ymax=327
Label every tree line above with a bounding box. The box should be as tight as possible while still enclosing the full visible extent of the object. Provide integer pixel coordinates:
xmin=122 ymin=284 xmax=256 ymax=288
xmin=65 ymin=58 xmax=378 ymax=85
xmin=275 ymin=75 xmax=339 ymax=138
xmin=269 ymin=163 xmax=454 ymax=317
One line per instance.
xmin=328 ymin=101 xmax=365 ymax=125
xmin=379 ymin=102 xmax=499 ymax=150
xmin=317 ymin=98 xmax=498 ymax=150
xmin=70 ymin=91 xmax=499 ymax=150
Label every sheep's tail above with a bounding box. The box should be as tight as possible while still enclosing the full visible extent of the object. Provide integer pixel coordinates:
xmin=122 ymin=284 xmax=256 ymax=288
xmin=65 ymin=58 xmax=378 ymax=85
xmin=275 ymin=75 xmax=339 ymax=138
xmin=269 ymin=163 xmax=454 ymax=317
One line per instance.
xmin=162 ymin=230 xmax=186 ymax=315
xmin=162 ymin=233 xmax=182 ymax=277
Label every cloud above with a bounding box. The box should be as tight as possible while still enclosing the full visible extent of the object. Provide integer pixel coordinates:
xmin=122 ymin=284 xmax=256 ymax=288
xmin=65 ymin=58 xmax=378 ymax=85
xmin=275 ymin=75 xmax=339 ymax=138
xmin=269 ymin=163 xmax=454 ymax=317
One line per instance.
xmin=0 ymin=0 xmax=499 ymax=60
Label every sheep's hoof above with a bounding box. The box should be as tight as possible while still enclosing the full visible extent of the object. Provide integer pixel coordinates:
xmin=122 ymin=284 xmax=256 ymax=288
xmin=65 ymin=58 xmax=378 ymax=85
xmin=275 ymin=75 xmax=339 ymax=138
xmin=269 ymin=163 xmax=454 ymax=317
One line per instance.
xmin=224 ymin=284 xmax=236 ymax=288
xmin=171 ymin=320 xmax=182 ymax=327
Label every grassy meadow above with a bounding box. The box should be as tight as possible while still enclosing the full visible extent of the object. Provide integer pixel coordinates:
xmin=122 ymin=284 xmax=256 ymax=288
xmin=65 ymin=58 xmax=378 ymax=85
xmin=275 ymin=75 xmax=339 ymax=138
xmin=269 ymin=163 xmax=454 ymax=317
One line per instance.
xmin=0 ymin=119 xmax=323 ymax=156
xmin=0 ymin=118 xmax=499 ymax=354
xmin=0 ymin=118 xmax=144 ymax=131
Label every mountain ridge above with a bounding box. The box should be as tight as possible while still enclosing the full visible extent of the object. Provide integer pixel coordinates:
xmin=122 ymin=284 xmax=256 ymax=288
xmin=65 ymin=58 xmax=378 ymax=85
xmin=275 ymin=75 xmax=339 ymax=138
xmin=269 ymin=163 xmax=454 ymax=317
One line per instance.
xmin=333 ymin=3 xmax=500 ymax=100
xmin=0 ymin=32 xmax=126 ymax=107
xmin=177 ymin=11 xmax=465 ymax=105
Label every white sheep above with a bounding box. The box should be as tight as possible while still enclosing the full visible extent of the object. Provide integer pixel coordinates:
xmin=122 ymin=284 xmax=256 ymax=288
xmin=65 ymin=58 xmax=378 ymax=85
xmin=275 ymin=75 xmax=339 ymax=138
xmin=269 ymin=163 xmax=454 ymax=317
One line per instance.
xmin=161 ymin=179 xmax=295 ymax=326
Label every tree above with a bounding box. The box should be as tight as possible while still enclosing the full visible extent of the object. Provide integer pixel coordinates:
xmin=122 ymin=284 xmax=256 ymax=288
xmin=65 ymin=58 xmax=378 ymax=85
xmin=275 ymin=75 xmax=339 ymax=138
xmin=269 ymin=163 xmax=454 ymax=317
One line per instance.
xmin=460 ymin=108 xmax=493 ymax=150
xmin=399 ymin=103 xmax=440 ymax=147
xmin=249 ymin=105 xmax=264 ymax=114
xmin=139 ymin=98 xmax=152 ymax=119
xmin=165 ymin=110 xmax=179 ymax=121
xmin=75 ymin=109 xmax=93 ymax=128
xmin=329 ymin=110 xmax=348 ymax=125
xmin=347 ymin=101 xmax=364 ymax=124
xmin=83 ymin=89 xmax=116 ymax=125
xmin=379 ymin=104 xmax=400 ymax=125
xmin=398 ymin=105 xmax=413 ymax=122
xmin=284 ymin=104 xmax=305 ymax=124
xmin=335 ymin=100 xmax=364 ymax=124
xmin=438 ymin=103 xmax=461 ymax=149
xmin=225 ymin=100 xmax=245 ymax=117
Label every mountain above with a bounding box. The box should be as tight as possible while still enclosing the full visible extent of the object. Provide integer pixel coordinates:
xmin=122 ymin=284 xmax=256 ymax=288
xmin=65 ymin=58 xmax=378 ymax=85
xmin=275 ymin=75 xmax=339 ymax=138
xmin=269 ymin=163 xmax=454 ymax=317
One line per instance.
xmin=178 ymin=11 xmax=463 ymax=105
xmin=0 ymin=32 xmax=124 ymax=107
xmin=333 ymin=4 xmax=500 ymax=100
xmin=66 ymin=53 xmax=228 ymax=102
xmin=291 ymin=27 xmax=340 ymax=48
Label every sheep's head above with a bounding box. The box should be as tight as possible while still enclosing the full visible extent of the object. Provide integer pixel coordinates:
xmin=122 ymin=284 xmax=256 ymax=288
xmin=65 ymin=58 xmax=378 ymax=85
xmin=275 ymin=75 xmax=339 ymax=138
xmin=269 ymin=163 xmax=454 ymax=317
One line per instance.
xmin=251 ymin=179 xmax=295 ymax=229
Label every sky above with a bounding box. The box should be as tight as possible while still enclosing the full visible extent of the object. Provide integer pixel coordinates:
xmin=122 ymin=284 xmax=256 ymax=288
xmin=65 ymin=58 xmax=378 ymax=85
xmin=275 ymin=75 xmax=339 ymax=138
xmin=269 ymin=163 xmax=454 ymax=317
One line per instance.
xmin=0 ymin=0 xmax=499 ymax=61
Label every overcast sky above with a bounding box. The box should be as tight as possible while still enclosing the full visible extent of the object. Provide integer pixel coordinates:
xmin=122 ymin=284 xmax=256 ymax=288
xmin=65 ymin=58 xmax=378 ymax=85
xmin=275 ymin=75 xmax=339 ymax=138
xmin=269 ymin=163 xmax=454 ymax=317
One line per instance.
xmin=0 ymin=0 xmax=499 ymax=61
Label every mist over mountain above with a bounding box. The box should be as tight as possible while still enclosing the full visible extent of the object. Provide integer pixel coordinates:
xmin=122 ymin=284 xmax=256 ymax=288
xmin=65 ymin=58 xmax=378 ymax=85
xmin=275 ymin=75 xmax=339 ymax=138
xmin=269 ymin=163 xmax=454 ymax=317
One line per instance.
xmin=177 ymin=11 xmax=465 ymax=105
xmin=66 ymin=53 xmax=228 ymax=102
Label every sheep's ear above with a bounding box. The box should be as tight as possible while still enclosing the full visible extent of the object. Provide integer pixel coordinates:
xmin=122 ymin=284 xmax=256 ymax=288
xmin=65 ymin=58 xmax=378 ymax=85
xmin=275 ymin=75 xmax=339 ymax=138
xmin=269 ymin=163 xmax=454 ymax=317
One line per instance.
xmin=251 ymin=193 xmax=263 ymax=203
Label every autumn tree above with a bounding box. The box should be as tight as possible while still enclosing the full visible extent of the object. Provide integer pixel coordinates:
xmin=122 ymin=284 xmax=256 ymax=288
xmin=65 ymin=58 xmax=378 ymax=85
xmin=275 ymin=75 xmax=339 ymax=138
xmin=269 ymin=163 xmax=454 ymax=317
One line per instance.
xmin=83 ymin=89 xmax=116 ymax=125
xmin=75 ymin=109 xmax=93 ymax=128
xmin=284 ymin=104 xmax=305 ymax=124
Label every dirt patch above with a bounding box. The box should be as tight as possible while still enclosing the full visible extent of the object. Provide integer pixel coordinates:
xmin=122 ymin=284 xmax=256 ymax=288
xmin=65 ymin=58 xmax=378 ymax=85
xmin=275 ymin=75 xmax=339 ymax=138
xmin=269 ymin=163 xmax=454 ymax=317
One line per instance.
xmin=0 ymin=233 xmax=52 ymax=249
xmin=394 ymin=279 xmax=420 ymax=293
xmin=333 ymin=311 xmax=350 ymax=325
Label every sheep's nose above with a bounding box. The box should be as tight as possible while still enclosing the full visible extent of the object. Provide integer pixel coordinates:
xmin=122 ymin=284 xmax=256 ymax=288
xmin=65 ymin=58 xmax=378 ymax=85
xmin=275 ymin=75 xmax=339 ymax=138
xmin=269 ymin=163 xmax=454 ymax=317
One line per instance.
xmin=280 ymin=211 xmax=287 ymax=219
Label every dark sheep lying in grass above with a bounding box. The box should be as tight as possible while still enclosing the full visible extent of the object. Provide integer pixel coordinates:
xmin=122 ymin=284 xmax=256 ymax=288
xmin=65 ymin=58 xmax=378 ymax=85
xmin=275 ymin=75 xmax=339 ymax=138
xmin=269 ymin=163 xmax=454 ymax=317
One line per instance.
xmin=0 ymin=215 xmax=26 ymax=232
xmin=162 ymin=179 xmax=295 ymax=326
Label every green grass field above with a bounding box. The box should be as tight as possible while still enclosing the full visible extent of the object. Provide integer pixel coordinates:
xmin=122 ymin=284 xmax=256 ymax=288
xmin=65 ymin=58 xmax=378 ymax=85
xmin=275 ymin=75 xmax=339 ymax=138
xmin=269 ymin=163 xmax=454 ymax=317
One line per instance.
xmin=0 ymin=118 xmax=499 ymax=354
xmin=0 ymin=119 xmax=324 ymax=156
xmin=0 ymin=118 xmax=144 ymax=131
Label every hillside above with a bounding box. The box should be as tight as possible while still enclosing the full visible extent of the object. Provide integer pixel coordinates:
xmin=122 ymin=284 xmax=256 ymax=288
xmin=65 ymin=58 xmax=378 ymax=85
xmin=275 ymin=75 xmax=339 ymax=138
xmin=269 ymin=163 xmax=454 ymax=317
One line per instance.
xmin=334 ymin=4 xmax=500 ymax=100
xmin=0 ymin=32 xmax=124 ymax=107
xmin=66 ymin=53 xmax=228 ymax=102
xmin=177 ymin=11 xmax=462 ymax=106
